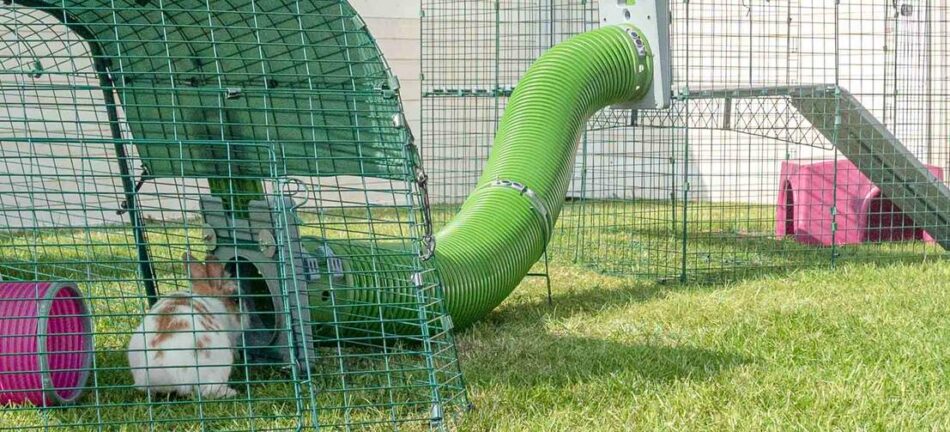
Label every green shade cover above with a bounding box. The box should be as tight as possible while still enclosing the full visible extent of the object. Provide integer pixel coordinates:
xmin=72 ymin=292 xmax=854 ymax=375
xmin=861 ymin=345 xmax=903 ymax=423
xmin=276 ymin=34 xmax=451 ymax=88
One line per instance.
xmin=20 ymin=0 xmax=412 ymax=180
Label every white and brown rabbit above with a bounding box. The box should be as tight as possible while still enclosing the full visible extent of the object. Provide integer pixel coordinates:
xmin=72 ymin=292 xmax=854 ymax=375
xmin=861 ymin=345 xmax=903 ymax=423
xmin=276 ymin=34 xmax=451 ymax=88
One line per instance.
xmin=128 ymin=253 xmax=247 ymax=399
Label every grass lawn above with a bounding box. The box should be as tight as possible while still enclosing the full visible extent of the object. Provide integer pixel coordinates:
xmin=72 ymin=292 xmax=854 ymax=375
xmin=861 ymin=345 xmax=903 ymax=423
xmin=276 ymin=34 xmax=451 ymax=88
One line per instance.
xmin=455 ymin=257 xmax=949 ymax=431
xmin=0 ymin=201 xmax=947 ymax=430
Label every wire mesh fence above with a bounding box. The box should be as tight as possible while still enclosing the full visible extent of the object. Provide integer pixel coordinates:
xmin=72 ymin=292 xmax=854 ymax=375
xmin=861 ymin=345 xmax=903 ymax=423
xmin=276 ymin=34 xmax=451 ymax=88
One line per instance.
xmin=0 ymin=1 xmax=466 ymax=430
xmin=421 ymin=0 xmax=950 ymax=283
xmin=2 ymin=0 xmax=949 ymax=430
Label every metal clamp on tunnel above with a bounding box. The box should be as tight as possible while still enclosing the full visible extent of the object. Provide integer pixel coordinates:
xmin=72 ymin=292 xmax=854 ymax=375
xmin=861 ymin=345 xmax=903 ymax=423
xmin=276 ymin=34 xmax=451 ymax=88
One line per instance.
xmin=486 ymin=180 xmax=554 ymax=246
xmin=599 ymin=0 xmax=671 ymax=110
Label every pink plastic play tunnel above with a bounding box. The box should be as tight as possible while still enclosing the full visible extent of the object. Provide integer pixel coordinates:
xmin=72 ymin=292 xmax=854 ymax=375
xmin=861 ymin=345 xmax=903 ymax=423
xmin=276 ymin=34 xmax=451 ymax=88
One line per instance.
xmin=0 ymin=282 xmax=92 ymax=406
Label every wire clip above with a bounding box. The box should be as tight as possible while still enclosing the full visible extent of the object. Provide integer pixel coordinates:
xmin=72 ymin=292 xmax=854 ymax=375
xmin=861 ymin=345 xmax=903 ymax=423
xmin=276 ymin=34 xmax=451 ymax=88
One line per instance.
xmin=116 ymin=165 xmax=150 ymax=215
xmin=404 ymin=132 xmax=436 ymax=261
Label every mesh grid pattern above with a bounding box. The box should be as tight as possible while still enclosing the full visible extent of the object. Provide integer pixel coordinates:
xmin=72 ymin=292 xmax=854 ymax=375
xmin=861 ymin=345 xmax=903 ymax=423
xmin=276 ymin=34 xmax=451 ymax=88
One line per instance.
xmin=421 ymin=0 xmax=950 ymax=282
xmin=0 ymin=1 xmax=466 ymax=430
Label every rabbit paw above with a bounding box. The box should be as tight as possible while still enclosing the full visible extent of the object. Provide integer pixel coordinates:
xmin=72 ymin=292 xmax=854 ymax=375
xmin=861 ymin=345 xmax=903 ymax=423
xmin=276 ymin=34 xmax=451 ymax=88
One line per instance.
xmin=201 ymin=384 xmax=238 ymax=399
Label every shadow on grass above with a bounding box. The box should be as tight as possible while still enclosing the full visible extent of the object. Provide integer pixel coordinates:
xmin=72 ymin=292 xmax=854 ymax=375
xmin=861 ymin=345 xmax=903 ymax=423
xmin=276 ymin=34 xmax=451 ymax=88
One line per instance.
xmin=486 ymin=278 xmax=676 ymax=327
xmin=459 ymin=332 xmax=747 ymax=388
xmin=679 ymin=232 xmax=945 ymax=283
xmin=551 ymin=198 xmax=947 ymax=283
xmin=496 ymin=233 xmax=946 ymax=325
xmin=40 ymin=349 xmax=307 ymax=430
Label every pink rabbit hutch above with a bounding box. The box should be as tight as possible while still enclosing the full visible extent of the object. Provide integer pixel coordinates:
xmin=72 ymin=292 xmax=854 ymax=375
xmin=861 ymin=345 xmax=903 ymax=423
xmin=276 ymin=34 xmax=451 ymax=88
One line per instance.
xmin=777 ymin=160 xmax=945 ymax=247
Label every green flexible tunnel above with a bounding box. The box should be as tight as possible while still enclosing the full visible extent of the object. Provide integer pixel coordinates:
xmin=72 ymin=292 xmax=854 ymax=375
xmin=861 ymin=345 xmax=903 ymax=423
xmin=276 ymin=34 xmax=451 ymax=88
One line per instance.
xmin=12 ymin=1 xmax=656 ymax=345
xmin=310 ymin=24 xmax=655 ymax=333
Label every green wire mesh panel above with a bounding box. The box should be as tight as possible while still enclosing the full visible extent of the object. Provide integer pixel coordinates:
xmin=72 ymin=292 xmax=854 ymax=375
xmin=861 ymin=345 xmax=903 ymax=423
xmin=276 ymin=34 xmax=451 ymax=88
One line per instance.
xmin=422 ymin=0 xmax=680 ymax=276
xmin=421 ymin=0 xmax=685 ymax=280
xmin=663 ymin=1 xmax=950 ymax=279
xmin=421 ymin=0 xmax=950 ymax=283
xmin=0 ymin=1 xmax=466 ymax=430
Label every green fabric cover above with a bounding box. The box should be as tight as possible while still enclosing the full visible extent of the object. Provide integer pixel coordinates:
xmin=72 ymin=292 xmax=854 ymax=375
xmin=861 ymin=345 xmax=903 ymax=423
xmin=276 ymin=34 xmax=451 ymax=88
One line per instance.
xmin=18 ymin=0 xmax=411 ymax=180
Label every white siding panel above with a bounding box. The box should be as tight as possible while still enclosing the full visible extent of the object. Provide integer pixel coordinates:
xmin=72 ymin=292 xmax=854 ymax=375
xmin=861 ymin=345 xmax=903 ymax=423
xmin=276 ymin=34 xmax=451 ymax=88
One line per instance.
xmin=350 ymin=0 xmax=420 ymax=20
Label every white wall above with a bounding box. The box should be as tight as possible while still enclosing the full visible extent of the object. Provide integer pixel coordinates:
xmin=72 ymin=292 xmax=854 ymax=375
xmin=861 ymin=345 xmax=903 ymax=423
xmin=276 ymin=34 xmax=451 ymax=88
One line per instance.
xmin=350 ymin=1 xmax=422 ymax=143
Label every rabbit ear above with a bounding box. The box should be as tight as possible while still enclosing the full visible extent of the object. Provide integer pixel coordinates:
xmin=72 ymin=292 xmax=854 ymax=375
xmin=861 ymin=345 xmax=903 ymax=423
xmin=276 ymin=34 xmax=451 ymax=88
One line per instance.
xmin=184 ymin=252 xmax=207 ymax=280
xmin=205 ymin=260 xmax=226 ymax=279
